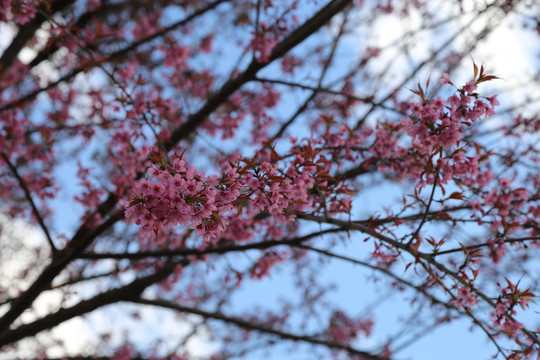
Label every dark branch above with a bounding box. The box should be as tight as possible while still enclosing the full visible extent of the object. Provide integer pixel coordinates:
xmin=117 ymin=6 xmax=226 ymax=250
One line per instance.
xmin=133 ymin=297 xmax=385 ymax=360
xmin=0 ymin=211 xmax=122 ymax=334
xmin=0 ymin=0 xmax=354 ymax=338
xmin=166 ymin=0 xmax=354 ymax=148
xmin=0 ymin=0 xmax=229 ymax=114
xmin=0 ymin=152 xmax=56 ymax=253
xmin=0 ymin=261 xmax=177 ymax=347
xmin=0 ymin=0 xmax=76 ymax=78
xmin=78 ymin=228 xmax=342 ymax=260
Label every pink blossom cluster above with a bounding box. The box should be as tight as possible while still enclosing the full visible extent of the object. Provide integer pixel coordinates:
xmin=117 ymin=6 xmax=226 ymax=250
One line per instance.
xmin=0 ymin=107 xmax=57 ymax=217
xmin=489 ymin=278 xmax=532 ymax=338
xmin=280 ymin=55 xmax=302 ymax=74
xmin=226 ymin=156 xmax=316 ymax=223
xmin=177 ymin=69 xmax=215 ymax=99
xmin=0 ymin=61 xmax=31 ymax=92
xmin=163 ymin=45 xmax=190 ymax=69
xmin=328 ymin=78 xmax=360 ymax=119
xmin=74 ymin=163 xmax=107 ymax=225
xmin=490 ymin=301 xmax=524 ymax=336
xmin=112 ymin=345 xmax=134 ymax=360
xmin=205 ymin=93 xmax=247 ymax=139
xmin=246 ymin=1 xmax=300 ymax=63
xmin=125 ymin=155 xmax=241 ymax=244
xmin=156 ymin=42 xmax=215 ymax=96
xmin=371 ymin=243 xmax=397 ymax=266
xmin=316 ymin=94 xmax=498 ymax=190
xmin=328 ymin=310 xmax=373 ymax=345
xmin=318 ymin=119 xmax=373 ymax=165
xmin=108 ymin=131 xmax=153 ymax=197
xmin=0 ymin=0 xmax=39 ymax=25
xmin=487 ymin=238 xmax=507 ymax=264
xmin=131 ymin=12 xmax=163 ymax=40
xmin=249 ymin=251 xmax=287 ymax=279
xmin=454 ymin=286 xmax=478 ymax=308
xmin=249 ymin=22 xmax=279 ymax=62
xmin=125 ymin=148 xmax=345 ymax=245
xmin=482 ymin=179 xmax=529 ymax=218
xmin=205 ymin=85 xmax=280 ymax=141
xmin=402 ymin=95 xmax=478 ymax=150
xmin=247 ymin=85 xmax=281 ymax=142
xmin=396 ymin=82 xmax=498 ymax=187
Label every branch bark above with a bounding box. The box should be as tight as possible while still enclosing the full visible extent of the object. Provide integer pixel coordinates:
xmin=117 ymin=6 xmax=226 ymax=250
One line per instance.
xmin=78 ymin=228 xmax=342 ymax=260
xmin=133 ymin=297 xmax=385 ymax=360
xmin=0 ymin=0 xmax=76 ymax=77
xmin=0 ymin=261 xmax=177 ymax=347
xmin=166 ymin=0 xmax=354 ymax=148
xmin=0 ymin=0 xmax=354 ymax=341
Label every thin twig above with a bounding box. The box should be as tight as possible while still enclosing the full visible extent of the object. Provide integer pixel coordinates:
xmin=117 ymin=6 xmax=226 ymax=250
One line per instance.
xmin=133 ymin=297 xmax=384 ymax=360
xmin=1 ymin=152 xmax=57 ymax=254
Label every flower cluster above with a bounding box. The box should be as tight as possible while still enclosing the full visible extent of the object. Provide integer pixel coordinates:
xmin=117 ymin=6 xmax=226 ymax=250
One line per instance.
xmin=489 ymin=278 xmax=534 ymax=337
xmin=454 ymin=286 xmax=478 ymax=308
xmin=125 ymin=149 xmax=333 ymax=245
xmin=249 ymin=251 xmax=288 ymax=279
xmin=249 ymin=22 xmax=279 ymax=62
xmin=482 ymin=179 xmax=529 ymax=218
xmin=0 ymin=0 xmax=39 ymax=25
xmin=490 ymin=300 xmax=524 ymax=336
xmin=125 ymin=154 xmax=241 ymax=244
xmin=328 ymin=310 xmax=373 ymax=345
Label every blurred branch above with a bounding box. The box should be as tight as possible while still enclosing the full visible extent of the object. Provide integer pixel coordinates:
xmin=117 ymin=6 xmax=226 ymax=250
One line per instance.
xmin=296 ymin=244 xmax=458 ymax=312
xmin=0 ymin=152 xmax=56 ymax=254
xmin=133 ymin=297 xmax=385 ymax=360
xmin=166 ymin=0 xmax=355 ymax=148
xmin=431 ymin=236 xmax=540 ymax=257
xmin=256 ymin=76 xmax=380 ymax=106
xmin=0 ymin=0 xmax=230 ymax=114
xmin=0 ymin=0 xmax=355 ymax=338
xmin=78 ymin=228 xmax=343 ymax=260
xmin=0 ymin=0 xmax=76 ymax=78
xmin=0 ymin=211 xmax=122 ymax=335
xmin=353 ymin=4 xmax=497 ymax=129
xmin=0 ymin=261 xmax=177 ymax=346
xmin=296 ymin=213 xmax=540 ymax=347
xmin=269 ymin=9 xmax=351 ymax=140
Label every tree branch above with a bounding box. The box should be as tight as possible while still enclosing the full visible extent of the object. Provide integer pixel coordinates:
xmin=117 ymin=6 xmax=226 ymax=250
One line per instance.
xmin=0 ymin=211 xmax=122 ymax=334
xmin=0 ymin=0 xmax=76 ymax=78
xmin=166 ymin=0 xmax=354 ymax=148
xmin=0 ymin=261 xmax=177 ymax=347
xmin=0 ymin=152 xmax=56 ymax=253
xmin=133 ymin=297 xmax=385 ymax=360
xmin=0 ymin=0 xmax=354 ymax=338
xmin=0 ymin=0 xmax=229 ymax=113
xmin=78 ymin=228 xmax=342 ymax=260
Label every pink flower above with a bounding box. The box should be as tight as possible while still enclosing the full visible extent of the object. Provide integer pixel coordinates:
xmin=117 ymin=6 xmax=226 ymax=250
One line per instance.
xmin=328 ymin=310 xmax=373 ymax=345
xmin=249 ymin=252 xmax=287 ymax=279
xmin=432 ymin=97 xmax=446 ymax=110
xmin=440 ymin=73 xmax=452 ymax=85
xmin=457 ymin=286 xmax=478 ymax=308
xmin=501 ymin=319 xmax=524 ymax=335
xmin=495 ymin=302 xmax=506 ymax=316
xmin=499 ymin=177 xmax=511 ymax=188
xmin=488 ymin=95 xmax=500 ymax=107
xmin=400 ymin=117 xmax=414 ymax=129
xmin=470 ymin=201 xmax=482 ymax=212
xmin=462 ymin=80 xmax=477 ymax=94
xmin=112 ymin=345 xmax=134 ymax=360
xmin=410 ymin=102 xmax=423 ymax=115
